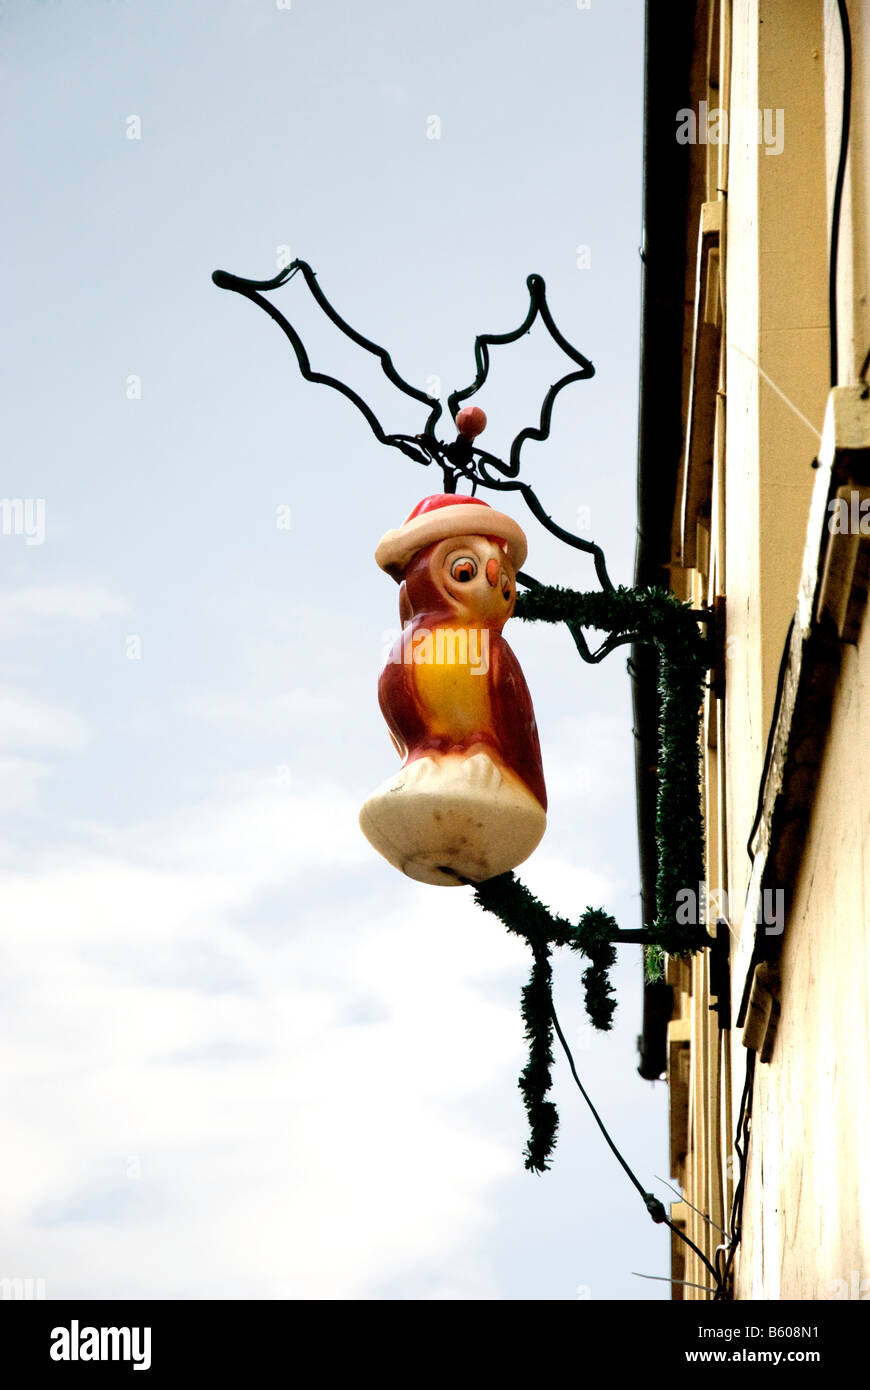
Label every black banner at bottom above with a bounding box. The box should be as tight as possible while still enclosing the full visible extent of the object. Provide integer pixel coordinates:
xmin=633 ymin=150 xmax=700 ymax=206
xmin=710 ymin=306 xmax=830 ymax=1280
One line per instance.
xmin=1 ymin=1297 xmax=862 ymax=1375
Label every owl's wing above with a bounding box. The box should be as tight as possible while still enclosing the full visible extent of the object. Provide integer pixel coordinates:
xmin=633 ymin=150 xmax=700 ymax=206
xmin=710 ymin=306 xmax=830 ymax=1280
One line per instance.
xmin=490 ymin=635 xmax=547 ymax=811
xmin=377 ymin=638 xmax=428 ymax=763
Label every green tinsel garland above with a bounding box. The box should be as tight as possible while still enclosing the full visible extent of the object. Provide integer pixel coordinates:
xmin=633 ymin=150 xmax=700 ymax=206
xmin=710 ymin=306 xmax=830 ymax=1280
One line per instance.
xmin=473 ymin=872 xmax=618 ymax=1171
xmin=471 ymin=583 xmax=710 ymax=1172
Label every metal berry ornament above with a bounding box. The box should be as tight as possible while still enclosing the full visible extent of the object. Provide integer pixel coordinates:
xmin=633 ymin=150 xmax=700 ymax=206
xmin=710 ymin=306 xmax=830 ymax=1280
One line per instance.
xmin=361 ymin=476 xmax=547 ymax=887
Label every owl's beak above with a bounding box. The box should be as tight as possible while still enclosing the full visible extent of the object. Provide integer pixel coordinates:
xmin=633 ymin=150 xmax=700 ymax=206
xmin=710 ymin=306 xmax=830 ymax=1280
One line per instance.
xmin=485 ymin=558 xmax=500 ymax=587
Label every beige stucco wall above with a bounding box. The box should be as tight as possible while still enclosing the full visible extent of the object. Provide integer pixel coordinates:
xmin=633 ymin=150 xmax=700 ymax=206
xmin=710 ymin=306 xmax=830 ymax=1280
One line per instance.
xmin=666 ymin=0 xmax=870 ymax=1300
xmin=735 ymin=606 xmax=870 ymax=1299
xmin=724 ymin=0 xmax=829 ymax=923
xmin=730 ymin=0 xmax=870 ymax=1301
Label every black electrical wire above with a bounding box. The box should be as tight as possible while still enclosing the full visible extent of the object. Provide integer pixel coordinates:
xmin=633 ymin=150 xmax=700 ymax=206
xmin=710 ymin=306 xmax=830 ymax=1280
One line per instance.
xmin=655 ymin=1174 xmax=729 ymax=1238
xmin=830 ymin=0 xmax=852 ymax=388
xmin=550 ymin=1000 xmax=726 ymax=1296
xmin=715 ymin=1048 xmax=756 ymax=1298
xmin=746 ymin=615 xmax=795 ymax=865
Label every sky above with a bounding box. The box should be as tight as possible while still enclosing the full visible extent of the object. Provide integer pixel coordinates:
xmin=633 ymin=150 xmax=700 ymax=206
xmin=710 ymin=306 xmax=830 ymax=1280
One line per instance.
xmin=0 ymin=0 xmax=674 ymax=1300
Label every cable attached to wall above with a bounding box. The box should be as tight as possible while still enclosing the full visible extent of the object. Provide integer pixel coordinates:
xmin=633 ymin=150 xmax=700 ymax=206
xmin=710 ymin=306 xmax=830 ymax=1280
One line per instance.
xmin=715 ymin=1048 xmax=757 ymax=1298
xmin=550 ymin=999 xmax=727 ymax=1297
xmin=746 ymin=615 xmax=796 ymax=865
xmin=830 ymin=0 xmax=853 ymax=387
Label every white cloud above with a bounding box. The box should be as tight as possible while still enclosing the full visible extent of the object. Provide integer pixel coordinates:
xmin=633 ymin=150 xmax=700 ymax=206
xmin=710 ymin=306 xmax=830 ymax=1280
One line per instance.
xmin=515 ymin=858 xmax=616 ymax=945
xmin=543 ymin=712 xmax=633 ymax=804
xmin=0 ymin=694 xmax=87 ymax=753
xmin=0 ymin=756 xmax=53 ymax=813
xmin=0 ymin=584 xmax=127 ymax=638
xmin=184 ymin=689 xmax=342 ymax=735
xmin=0 ymin=778 xmax=539 ymax=1298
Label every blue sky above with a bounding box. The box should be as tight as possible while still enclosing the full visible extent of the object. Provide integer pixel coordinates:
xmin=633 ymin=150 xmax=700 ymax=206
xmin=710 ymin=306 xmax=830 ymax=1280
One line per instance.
xmin=0 ymin=0 xmax=673 ymax=1299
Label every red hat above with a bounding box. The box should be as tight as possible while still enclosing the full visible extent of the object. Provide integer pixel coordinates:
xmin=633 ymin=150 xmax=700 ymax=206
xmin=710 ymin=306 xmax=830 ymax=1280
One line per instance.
xmin=375 ymin=494 xmax=528 ymax=580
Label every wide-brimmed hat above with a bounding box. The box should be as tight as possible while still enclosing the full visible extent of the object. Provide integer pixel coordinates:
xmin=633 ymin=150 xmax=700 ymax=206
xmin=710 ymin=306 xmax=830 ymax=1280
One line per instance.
xmin=375 ymin=494 xmax=528 ymax=580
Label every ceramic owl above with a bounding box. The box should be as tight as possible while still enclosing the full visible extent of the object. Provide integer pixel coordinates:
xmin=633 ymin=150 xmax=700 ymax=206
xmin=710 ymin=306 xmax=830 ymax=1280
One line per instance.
xmin=359 ymin=491 xmax=547 ymax=885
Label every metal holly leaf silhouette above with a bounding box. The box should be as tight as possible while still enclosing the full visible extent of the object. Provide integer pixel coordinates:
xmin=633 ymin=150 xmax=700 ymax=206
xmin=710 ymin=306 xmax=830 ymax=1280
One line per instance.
xmin=445 ymin=271 xmax=595 ymax=480
xmin=211 ymin=259 xmax=612 ymax=593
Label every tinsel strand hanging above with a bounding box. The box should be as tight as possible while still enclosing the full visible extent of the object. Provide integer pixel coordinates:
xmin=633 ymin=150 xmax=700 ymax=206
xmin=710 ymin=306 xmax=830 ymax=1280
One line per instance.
xmin=472 ymin=582 xmax=710 ymax=1170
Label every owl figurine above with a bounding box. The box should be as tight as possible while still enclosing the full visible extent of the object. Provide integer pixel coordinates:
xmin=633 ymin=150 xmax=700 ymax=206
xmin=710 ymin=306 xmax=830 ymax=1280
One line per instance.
xmin=359 ymin=490 xmax=547 ymax=885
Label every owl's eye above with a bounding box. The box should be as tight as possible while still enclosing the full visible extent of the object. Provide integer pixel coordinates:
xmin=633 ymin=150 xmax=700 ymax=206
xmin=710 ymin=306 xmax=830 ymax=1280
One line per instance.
xmin=450 ymin=557 xmax=477 ymax=583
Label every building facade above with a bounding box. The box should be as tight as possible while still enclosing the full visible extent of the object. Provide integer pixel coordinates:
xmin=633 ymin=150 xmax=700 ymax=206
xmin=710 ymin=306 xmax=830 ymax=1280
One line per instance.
xmin=635 ymin=0 xmax=870 ymax=1299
